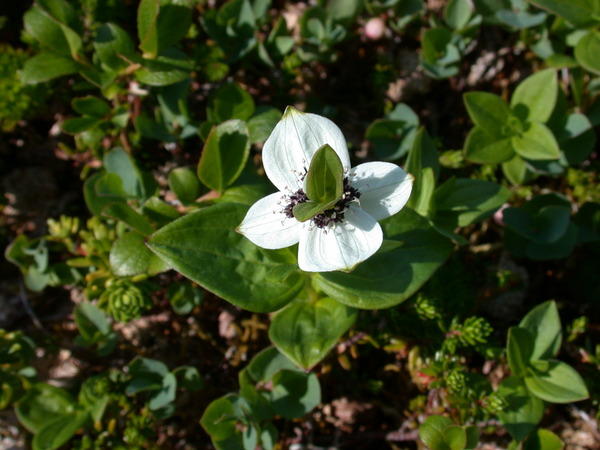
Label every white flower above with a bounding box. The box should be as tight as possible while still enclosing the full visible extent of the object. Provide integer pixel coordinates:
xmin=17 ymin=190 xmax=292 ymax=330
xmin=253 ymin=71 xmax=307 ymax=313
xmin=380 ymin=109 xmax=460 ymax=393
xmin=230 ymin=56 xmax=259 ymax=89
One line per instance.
xmin=238 ymin=106 xmax=413 ymax=272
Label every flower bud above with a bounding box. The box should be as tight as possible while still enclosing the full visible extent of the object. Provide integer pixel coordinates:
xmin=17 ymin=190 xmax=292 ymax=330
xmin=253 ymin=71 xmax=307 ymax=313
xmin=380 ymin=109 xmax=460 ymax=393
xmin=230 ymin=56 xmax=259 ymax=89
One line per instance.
xmin=364 ymin=18 xmax=386 ymax=40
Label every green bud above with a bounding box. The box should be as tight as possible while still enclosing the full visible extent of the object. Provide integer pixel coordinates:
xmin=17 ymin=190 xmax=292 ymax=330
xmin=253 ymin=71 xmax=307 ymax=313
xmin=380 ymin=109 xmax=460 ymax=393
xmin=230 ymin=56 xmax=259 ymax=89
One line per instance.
xmin=99 ymin=280 xmax=152 ymax=322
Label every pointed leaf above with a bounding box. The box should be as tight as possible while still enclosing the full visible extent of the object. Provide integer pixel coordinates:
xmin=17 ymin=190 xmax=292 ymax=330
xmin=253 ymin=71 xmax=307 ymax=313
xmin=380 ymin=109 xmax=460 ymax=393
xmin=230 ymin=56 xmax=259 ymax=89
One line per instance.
xmin=197 ymin=120 xmax=250 ymax=193
xmin=110 ymin=231 xmax=169 ymax=276
xmin=464 ymin=92 xmax=513 ymax=134
xmin=21 ymin=53 xmax=79 ymax=84
xmin=512 ymin=122 xmax=561 ymax=160
xmin=305 ymin=144 xmax=344 ymax=204
xmin=464 ymin=127 xmax=515 ymax=164
xmin=313 ymin=208 xmax=452 ymax=309
xmin=147 ymin=203 xmax=305 ymax=313
xmin=138 ymin=0 xmax=160 ymax=57
xmin=528 ymin=0 xmax=600 ymax=27
xmin=507 ymin=326 xmax=535 ymax=377
xmin=511 ymin=69 xmax=558 ymax=123
xmin=525 ymin=360 xmax=589 ymax=403
xmin=497 ymin=376 xmax=544 ymax=441
xmin=292 ymin=200 xmax=336 ymax=222
xmin=269 ymin=297 xmax=357 ymax=369
xmin=575 ymin=30 xmax=600 ymax=76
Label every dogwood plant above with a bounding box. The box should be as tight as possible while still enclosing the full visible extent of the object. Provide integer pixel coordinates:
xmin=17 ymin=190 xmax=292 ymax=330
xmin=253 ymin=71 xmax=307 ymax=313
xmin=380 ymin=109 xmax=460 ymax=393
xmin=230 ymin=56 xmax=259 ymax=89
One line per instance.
xmin=238 ymin=106 xmax=413 ymax=272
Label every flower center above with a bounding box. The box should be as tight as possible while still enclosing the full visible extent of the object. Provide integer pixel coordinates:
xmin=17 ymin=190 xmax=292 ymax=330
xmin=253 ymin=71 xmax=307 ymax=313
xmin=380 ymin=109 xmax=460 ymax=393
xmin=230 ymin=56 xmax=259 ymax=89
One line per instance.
xmin=283 ymin=177 xmax=361 ymax=228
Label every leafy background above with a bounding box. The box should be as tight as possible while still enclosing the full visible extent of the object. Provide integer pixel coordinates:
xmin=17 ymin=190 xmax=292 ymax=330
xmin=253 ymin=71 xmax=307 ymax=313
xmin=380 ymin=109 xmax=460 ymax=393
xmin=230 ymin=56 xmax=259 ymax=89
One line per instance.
xmin=0 ymin=0 xmax=599 ymax=449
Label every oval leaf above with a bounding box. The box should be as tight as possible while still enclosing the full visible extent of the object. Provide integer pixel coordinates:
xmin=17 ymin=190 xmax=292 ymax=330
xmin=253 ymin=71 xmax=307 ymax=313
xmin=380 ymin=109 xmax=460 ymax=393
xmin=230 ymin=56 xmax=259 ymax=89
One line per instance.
xmin=269 ymin=297 xmax=357 ymax=369
xmin=313 ymin=208 xmax=452 ymax=309
xmin=197 ymin=120 xmax=251 ymax=193
xmin=147 ymin=202 xmax=305 ymax=313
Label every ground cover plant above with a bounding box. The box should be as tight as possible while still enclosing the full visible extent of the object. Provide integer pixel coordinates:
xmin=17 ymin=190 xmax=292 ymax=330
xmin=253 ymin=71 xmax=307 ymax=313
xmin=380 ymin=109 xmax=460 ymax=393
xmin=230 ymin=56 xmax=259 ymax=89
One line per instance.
xmin=0 ymin=0 xmax=599 ymax=448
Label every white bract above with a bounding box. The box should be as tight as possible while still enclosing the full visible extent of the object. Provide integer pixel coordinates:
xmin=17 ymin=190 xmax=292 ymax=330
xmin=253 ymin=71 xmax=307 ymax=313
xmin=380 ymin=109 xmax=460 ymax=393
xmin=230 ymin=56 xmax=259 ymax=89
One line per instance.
xmin=238 ymin=106 xmax=413 ymax=272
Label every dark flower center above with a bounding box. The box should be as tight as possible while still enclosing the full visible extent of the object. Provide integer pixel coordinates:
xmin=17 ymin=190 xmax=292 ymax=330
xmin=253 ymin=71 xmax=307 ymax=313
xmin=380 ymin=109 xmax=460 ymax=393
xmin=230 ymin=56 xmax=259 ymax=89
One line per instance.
xmin=283 ymin=177 xmax=361 ymax=228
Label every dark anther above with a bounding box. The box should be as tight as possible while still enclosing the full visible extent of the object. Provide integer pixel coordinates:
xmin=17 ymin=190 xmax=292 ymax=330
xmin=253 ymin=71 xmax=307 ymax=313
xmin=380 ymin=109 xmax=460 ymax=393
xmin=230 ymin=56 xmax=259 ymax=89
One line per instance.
xmin=283 ymin=178 xmax=361 ymax=228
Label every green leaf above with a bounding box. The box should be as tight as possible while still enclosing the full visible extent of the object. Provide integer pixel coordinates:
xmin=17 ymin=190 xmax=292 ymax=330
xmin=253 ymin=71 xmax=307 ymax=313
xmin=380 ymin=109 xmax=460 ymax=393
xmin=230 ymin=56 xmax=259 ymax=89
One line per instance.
xmin=242 ymin=424 xmax=258 ymax=450
xmin=102 ymin=203 xmax=155 ymax=235
xmin=507 ymin=326 xmax=535 ymax=377
xmin=304 ymin=144 xmax=344 ymax=204
xmin=173 ymin=365 xmax=204 ymax=391
xmin=83 ymin=173 xmax=127 ymax=216
xmin=464 ymin=92 xmax=513 ymax=134
xmin=523 ymin=429 xmax=564 ymax=450
xmin=269 ymin=297 xmax=357 ymax=369
xmin=15 ymin=383 xmax=75 ymax=433
xmin=419 ymin=415 xmax=467 ymax=450
xmin=497 ymin=376 xmax=544 ymax=441
xmin=94 ymin=23 xmax=136 ymax=72
xmin=23 ymin=2 xmax=80 ymax=57
xmin=138 ymin=0 xmax=160 ymax=57
xmin=366 ymin=116 xmax=419 ymax=161
xmin=61 ymin=117 xmax=103 ymax=134
xmin=72 ymin=96 xmax=111 ymax=118
xmin=524 ymin=223 xmax=578 ymax=260
xmin=269 ymin=370 xmax=321 ymax=419
xmin=74 ymin=302 xmax=111 ymax=342
xmin=149 ymin=372 xmax=176 ymax=410
xmin=260 ymin=423 xmax=277 ymax=450
xmin=525 ymin=360 xmax=589 ymax=403
xmin=313 ymin=208 xmax=452 ymax=309
xmin=147 ymin=203 xmax=305 ymax=313
xmin=168 ymin=283 xmax=203 ymax=315
xmin=444 ymin=0 xmax=473 ymax=29
xmin=244 ymin=347 xmax=297 ymax=385
xmin=445 ymin=426 xmax=468 ymax=450
xmin=168 ymin=167 xmax=201 ymax=204
xmin=512 ymin=122 xmax=561 ymax=160
xmin=511 ymin=69 xmax=557 ymax=123
xmin=110 ymin=231 xmax=170 ymax=276
xmin=197 ymin=120 xmax=251 ymax=193
xmin=327 ymin=0 xmax=363 ymax=24
xmin=421 ymin=27 xmax=460 ymax=79
xmin=21 ymin=52 xmax=79 ymax=84
xmin=156 ymin=0 xmax=193 ymax=51
xmin=575 ymin=30 xmax=600 ymax=76
xmin=556 ymin=113 xmax=596 ymax=165
xmin=292 ymin=200 xmax=337 ymax=222
xmin=433 ymin=178 xmax=510 ymax=228
xmin=200 ymin=394 xmax=246 ymax=442
xmin=32 ymin=411 xmax=88 ymax=450
xmin=248 ymin=107 xmax=282 ymax=144
xmin=528 ymin=0 xmax=600 ymax=27
xmin=504 ymin=205 xmax=571 ymax=244
xmin=464 ymin=426 xmax=479 ymax=449
xmin=103 ymin=148 xmax=146 ymax=198
xmin=536 ymin=206 xmax=571 ymax=243
xmin=207 ymin=82 xmax=255 ymax=123
xmin=135 ymin=51 xmax=192 ymax=86
xmin=464 ymin=127 xmax=515 ymax=164
xmin=141 ymin=197 xmax=180 ymax=227
xmin=406 ymin=128 xmax=438 ymax=215
xmin=502 ymin=154 xmax=531 ymax=185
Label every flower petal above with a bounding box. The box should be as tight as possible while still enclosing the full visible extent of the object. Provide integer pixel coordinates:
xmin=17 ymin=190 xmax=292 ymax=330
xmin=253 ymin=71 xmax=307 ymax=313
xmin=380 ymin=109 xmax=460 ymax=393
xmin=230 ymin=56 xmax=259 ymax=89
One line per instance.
xmin=298 ymin=205 xmax=383 ymax=272
xmin=350 ymin=162 xmax=413 ymax=221
xmin=238 ymin=192 xmax=303 ymax=249
xmin=262 ymin=106 xmax=351 ymax=192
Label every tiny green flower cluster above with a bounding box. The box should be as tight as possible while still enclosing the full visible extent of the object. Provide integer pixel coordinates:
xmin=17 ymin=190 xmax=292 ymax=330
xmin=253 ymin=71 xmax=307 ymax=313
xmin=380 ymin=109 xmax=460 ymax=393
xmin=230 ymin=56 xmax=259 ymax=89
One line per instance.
xmin=0 ymin=45 xmax=47 ymax=131
xmin=482 ymin=391 xmax=509 ymax=415
xmin=446 ymin=368 xmax=468 ymax=394
xmin=457 ymin=317 xmax=493 ymax=347
xmin=414 ymin=292 xmax=442 ymax=320
xmin=99 ymin=280 xmax=152 ymax=323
